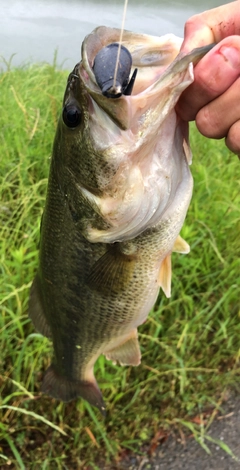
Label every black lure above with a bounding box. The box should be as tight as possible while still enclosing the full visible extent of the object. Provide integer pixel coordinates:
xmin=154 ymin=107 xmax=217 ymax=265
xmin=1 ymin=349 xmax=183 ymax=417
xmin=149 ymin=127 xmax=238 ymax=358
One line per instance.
xmin=92 ymin=42 xmax=137 ymax=99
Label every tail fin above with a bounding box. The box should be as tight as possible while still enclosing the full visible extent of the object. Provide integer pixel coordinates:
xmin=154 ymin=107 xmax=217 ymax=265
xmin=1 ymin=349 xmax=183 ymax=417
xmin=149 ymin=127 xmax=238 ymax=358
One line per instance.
xmin=41 ymin=364 xmax=106 ymax=416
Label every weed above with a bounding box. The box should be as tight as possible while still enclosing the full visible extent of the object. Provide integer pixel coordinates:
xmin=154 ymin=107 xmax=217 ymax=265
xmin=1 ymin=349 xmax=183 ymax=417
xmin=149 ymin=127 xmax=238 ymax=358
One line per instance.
xmin=0 ymin=64 xmax=239 ymax=468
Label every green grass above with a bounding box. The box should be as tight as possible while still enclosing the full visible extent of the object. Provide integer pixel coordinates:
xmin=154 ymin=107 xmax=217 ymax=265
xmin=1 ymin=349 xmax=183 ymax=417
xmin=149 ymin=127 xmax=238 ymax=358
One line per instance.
xmin=0 ymin=62 xmax=239 ymax=469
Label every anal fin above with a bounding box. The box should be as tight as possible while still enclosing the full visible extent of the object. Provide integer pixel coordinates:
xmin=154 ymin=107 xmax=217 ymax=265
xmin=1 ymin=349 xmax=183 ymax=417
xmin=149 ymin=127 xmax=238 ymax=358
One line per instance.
xmin=29 ymin=274 xmax=52 ymax=338
xmin=41 ymin=364 xmax=106 ymax=415
xmin=105 ymin=330 xmax=141 ymax=366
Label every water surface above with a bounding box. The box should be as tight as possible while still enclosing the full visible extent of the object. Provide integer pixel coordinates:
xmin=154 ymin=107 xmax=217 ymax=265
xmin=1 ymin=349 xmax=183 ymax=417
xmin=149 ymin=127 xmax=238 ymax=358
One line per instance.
xmin=1 ymin=0 xmax=231 ymax=69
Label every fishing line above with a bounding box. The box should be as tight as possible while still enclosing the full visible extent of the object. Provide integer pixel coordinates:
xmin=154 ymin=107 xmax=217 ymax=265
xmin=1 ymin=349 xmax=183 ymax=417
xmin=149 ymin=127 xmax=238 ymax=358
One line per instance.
xmin=113 ymin=0 xmax=129 ymax=89
xmin=93 ymin=0 xmax=137 ymax=98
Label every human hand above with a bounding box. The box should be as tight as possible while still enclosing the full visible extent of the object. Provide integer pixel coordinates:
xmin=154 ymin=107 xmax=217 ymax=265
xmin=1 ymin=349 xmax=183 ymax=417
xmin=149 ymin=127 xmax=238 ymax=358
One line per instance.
xmin=176 ymin=1 xmax=240 ymax=155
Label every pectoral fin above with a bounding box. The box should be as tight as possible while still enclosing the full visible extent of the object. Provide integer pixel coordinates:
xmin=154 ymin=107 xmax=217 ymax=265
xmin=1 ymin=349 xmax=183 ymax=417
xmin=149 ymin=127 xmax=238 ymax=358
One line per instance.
xmin=87 ymin=244 xmax=137 ymax=295
xmin=104 ymin=330 xmax=141 ymax=366
xmin=29 ymin=274 xmax=52 ymax=338
xmin=158 ymin=254 xmax=172 ymax=298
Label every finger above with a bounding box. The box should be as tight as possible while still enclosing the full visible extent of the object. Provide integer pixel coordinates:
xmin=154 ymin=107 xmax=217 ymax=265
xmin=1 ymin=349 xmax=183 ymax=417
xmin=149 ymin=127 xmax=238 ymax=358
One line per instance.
xmin=225 ymin=120 xmax=240 ymax=155
xmin=181 ymin=1 xmax=240 ymax=53
xmin=176 ymin=36 xmax=240 ymax=121
xmin=195 ymin=76 xmax=240 ymax=139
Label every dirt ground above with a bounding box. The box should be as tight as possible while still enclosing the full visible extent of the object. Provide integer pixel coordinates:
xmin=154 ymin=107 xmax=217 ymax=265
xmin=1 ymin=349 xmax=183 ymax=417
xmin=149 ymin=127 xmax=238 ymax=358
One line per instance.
xmin=111 ymin=392 xmax=240 ymax=470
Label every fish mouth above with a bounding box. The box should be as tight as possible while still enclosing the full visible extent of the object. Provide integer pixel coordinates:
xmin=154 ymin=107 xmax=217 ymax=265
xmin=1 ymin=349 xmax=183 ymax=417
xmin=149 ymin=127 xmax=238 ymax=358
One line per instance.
xmin=79 ymin=27 xmax=213 ymax=131
xmin=79 ymin=26 xmax=183 ymax=130
xmin=74 ymin=28 xmax=213 ymax=244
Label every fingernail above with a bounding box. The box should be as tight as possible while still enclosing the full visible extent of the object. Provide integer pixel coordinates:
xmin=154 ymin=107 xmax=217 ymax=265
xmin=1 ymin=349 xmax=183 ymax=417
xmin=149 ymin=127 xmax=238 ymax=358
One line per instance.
xmin=219 ymin=46 xmax=240 ymax=69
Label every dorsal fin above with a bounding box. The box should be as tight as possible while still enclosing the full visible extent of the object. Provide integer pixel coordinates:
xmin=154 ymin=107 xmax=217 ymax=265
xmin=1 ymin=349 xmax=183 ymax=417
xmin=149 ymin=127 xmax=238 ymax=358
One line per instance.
xmin=29 ymin=274 xmax=52 ymax=338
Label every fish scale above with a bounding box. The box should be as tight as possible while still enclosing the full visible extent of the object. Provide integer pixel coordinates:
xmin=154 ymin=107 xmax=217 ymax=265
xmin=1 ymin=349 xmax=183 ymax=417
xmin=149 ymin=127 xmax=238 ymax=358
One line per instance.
xmin=29 ymin=26 xmax=213 ymax=413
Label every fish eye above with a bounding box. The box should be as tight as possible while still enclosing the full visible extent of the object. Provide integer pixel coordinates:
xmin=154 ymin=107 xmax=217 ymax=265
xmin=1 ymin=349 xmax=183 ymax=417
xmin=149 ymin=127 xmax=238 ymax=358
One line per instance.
xmin=62 ymin=103 xmax=82 ymax=128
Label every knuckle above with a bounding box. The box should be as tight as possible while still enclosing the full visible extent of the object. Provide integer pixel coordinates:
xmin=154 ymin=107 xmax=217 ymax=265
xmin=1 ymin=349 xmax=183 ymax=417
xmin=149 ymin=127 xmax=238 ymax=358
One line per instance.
xmin=184 ymin=15 xmax=202 ymax=34
xmin=196 ymin=103 xmax=227 ymax=140
xmin=226 ymin=122 xmax=240 ymax=154
xmin=195 ymin=107 xmax=217 ymax=138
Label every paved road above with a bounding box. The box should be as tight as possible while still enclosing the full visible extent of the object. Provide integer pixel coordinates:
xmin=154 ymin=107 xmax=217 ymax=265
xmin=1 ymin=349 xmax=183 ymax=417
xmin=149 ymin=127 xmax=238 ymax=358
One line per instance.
xmin=114 ymin=393 xmax=240 ymax=470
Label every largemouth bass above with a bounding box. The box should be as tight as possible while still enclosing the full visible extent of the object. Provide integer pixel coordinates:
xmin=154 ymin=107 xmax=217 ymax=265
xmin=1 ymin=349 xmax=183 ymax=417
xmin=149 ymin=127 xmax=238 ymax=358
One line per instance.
xmin=29 ymin=27 xmax=212 ymax=414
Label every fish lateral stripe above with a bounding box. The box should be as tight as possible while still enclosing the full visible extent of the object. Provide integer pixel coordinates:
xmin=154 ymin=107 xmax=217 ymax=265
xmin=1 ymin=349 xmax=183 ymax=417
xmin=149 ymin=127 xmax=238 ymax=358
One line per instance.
xmin=41 ymin=364 xmax=106 ymax=415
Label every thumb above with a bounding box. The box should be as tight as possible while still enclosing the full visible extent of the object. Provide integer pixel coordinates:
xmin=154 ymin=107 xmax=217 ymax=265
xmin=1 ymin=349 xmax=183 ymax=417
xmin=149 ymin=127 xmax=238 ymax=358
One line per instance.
xmin=181 ymin=1 xmax=240 ymax=53
xmin=177 ymin=36 xmax=240 ymax=121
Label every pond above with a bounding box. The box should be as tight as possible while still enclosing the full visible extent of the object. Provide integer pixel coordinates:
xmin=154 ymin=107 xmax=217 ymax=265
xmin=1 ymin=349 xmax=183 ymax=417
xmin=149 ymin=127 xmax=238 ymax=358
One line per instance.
xmin=0 ymin=0 xmax=231 ymax=69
